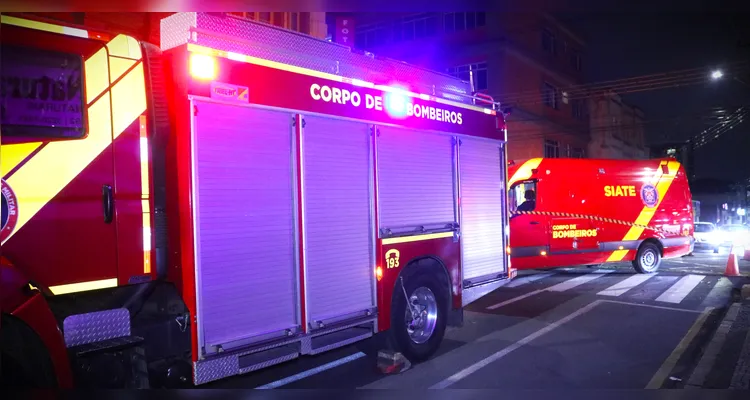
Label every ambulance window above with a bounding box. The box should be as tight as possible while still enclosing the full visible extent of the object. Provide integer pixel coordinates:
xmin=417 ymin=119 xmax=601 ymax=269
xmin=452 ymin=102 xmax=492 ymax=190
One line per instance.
xmin=1 ymin=45 xmax=86 ymax=139
xmin=509 ymin=180 xmax=537 ymax=213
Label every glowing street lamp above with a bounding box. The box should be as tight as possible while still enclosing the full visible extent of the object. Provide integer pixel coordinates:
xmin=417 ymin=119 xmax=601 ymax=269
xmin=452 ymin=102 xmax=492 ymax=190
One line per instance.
xmin=711 ymin=70 xmax=724 ymax=80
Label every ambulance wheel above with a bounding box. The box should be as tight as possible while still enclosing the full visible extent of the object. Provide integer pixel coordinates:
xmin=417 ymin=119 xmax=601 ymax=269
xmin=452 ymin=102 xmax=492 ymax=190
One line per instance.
xmin=391 ymin=272 xmax=448 ymax=362
xmin=632 ymin=242 xmax=661 ymax=274
xmin=0 ymin=314 xmax=58 ymax=389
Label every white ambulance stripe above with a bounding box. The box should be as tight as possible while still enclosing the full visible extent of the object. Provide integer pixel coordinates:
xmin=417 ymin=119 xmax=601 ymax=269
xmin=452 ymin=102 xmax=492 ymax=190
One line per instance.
xmin=546 ymin=269 xmax=615 ymax=292
xmin=506 ymin=272 xmax=554 ymax=288
xmin=597 ymin=274 xmax=656 ymax=297
xmin=655 ymin=274 xmax=706 ymax=304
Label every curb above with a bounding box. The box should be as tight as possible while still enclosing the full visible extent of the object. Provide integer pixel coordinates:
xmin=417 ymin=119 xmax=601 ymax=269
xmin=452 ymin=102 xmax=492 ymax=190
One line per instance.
xmin=684 ymin=304 xmax=741 ymax=389
xmin=742 ymin=284 xmax=750 ymax=302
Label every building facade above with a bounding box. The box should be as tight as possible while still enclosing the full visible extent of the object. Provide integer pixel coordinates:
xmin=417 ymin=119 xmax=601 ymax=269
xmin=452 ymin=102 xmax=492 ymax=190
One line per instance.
xmin=335 ymin=11 xmax=590 ymax=161
xmin=588 ymin=91 xmax=648 ymax=159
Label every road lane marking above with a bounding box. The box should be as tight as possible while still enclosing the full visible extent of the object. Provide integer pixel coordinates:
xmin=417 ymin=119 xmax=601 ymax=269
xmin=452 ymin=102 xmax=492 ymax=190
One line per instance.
xmin=255 ymin=351 xmax=366 ymax=389
xmin=486 ymin=289 xmax=544 ymax=310
xmin=546 ymin=269 xmax=614 ymax=292
xmin=686 ymin=303 xmax=741 ymax=388
xmin=699 ymin=277 xmax=734 ymax=309
xmin=431 ymin=300 xmax=604 ymax=389
xmin=645 ymin=307 xmax=714 ymax=389
xmin=600 ymin=300 xmax=704 ymax=314
xmin=506 ymin=272 xmax=554 ymax=288
xmin=655 ymin=274 xmax=706 ymax=304
xmin=598 ymin=274 xmax=655 ymax=297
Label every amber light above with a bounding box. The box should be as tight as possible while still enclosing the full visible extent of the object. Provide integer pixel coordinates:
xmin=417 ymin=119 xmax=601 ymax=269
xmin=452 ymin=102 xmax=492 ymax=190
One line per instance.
xmin=375 ymin=266 xmax=383 ymax=281
xmin=540 ymin=251 xmax=547 ymax=256
xmin=190 ymin=53 xmax=217 ymax=80
xmin=506 ymin=246 xmax=511 ymax=255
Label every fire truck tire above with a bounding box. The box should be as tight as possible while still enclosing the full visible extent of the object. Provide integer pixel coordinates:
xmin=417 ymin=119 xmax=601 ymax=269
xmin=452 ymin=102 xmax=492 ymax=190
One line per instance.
xmin=632 ymin=242 xmax=662 ymax=274
xmin=0 ymin=314 xmax=58 ymax=389
xmin=390 ymin=272 xmax=448 ymax=362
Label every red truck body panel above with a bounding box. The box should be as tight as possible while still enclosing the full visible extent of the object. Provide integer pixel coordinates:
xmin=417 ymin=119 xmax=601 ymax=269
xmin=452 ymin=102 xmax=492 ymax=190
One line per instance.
xmin=507 ymin=157 xmax=694 ymax=270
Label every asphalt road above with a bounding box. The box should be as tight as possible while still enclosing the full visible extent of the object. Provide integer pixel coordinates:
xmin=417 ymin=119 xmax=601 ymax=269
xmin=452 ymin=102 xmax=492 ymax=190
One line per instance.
xmin=205 ymin=250 xmax=750 ymax=389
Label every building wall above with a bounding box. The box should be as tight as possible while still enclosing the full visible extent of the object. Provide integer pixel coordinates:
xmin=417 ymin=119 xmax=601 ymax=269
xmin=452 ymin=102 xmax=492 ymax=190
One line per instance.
xmin=343 ymin=11 xmax=590 ymax=161
xmin=588 ymin=91 xmax=649 ymax=159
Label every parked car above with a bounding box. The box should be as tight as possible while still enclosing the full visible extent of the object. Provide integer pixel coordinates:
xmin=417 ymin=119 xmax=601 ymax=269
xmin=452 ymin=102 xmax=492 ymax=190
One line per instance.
xmin=693 ymin=222 xmax=720 ymax=253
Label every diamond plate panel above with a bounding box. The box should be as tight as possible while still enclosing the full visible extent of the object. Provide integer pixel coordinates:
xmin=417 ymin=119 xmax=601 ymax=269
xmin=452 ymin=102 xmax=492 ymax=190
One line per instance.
xmin=63 ymin=308 xmax=130 ymax=348
xmin=194 ymin=348 xmax=299 ymax=385
xmin=159 ymin=13 xmax=474 ymax=105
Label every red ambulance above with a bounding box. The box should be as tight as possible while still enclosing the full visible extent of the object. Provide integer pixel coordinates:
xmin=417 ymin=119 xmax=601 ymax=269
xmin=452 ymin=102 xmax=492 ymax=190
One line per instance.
xmin=507 ymin=157 xmax=694 ymax=273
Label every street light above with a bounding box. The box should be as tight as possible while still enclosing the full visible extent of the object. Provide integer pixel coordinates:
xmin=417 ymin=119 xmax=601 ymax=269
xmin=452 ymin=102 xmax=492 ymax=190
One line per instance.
xmin=711 ymin=70 xmax=724 ymax=80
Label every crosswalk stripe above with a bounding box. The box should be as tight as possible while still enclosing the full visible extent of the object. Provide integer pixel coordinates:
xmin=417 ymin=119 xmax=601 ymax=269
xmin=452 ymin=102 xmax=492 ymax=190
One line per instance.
xmin=547 ymin=269 xmax=614 ymax=292
xmin=506 ymin=272 xmax=554 ymax=288
xmin=597 ymin=274 xmax=655 ymax=297
xmin=655 ymin=274 xmax=706 ymax=304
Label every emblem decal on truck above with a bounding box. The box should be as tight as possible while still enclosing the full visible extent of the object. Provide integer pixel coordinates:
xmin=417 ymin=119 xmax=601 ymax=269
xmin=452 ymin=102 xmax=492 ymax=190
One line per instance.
xmin=385 ymin=249 xmax=400 ymax=269
xmin=1 ymin=179 xmax=19 ymax=244
xmin=640 ymin=184 xmax=659 ymax=208
xmin=210 ymin=81 xmax=249 ymax=103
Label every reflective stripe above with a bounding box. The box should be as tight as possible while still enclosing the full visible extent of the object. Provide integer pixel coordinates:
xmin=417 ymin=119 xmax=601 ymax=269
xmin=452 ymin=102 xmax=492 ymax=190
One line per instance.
xmin=508 ymin=158 xmax=543 ymax=187
xmin=1 ymin=143 xmax=43 ymax=178
xmin=187 ymin=43 xmax=495 ymax=116
xmin=140 ymin=115 xmax=152 ymax=274
xmin=381 ymin=231 xmax=453 ymax=245
xmin=49 ymin=278 xmax=118 ymax=295
xmin=0 ymin=15 xmax=88 ymax=38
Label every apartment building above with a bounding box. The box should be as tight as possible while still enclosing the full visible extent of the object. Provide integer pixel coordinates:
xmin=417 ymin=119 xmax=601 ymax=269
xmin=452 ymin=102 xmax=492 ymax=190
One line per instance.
xmin=588 ymin=90 xmax=649 ymax=159
xmin=334 ymin=11 xmax=590 ymax=160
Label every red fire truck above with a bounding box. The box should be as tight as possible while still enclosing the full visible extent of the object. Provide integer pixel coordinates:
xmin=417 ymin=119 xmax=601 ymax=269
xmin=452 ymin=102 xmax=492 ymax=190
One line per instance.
xmin=0 ymin=12 xmax=514 ymax=388
xmin=507 ymin=157 xmax=694 ymax=273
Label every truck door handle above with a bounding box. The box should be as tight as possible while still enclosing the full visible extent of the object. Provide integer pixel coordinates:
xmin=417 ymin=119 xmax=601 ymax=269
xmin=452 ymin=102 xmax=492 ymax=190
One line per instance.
xmin=529 ymin=221 xmax=540 ymax=225
xmin=102 ymin=185 xmax=114 ymax=224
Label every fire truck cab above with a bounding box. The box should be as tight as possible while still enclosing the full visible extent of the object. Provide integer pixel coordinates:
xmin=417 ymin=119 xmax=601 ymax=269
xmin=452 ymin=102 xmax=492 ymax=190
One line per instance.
xmin=0 ymin=12 xmax=513 ymax=388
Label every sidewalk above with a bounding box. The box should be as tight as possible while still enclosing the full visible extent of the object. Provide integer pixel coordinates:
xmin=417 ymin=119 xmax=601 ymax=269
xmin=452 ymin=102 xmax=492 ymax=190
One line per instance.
xmin=685 ymin=283 xmax=750 ymax=389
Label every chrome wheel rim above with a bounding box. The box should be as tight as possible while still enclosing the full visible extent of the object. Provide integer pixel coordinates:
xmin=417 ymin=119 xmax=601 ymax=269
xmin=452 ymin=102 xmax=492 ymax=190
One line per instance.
xmin=404 ymin=286 xmax=438 ymax=344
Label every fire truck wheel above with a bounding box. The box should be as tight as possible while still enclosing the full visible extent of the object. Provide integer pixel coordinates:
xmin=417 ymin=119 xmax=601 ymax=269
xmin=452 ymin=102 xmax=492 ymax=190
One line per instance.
xmin=0 ymin=314 xmax=58 ymax=388
xmin=391 ymin=272 xmax=448 ymax=362
xmin=632 ymin=242 xmax=662 ymax=274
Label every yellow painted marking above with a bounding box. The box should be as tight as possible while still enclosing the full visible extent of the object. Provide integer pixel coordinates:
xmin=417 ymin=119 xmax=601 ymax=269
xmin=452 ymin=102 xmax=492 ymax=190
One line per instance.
xmin=106 ymin=34 xmax=142 ymax=60
xmin=1 ymin=143 xmax=43 ymax=177
xmin=108 ymin=57 xmax=137 ymax=84
xmin=187 ymin=43 xmax=495 ymax=115
xmin=508 ymin=158 xmax=543 ymax=187
xmin=1 ymin=15 xmax=88 ymax=38
xmin=385 ymin=249 xmax=401 ymax=269
xmin=381 ymin=231 xmax=454 ymax=245
xmin=111 ymin=63 xmax=148 ymax=138
xmin=49 ymin=278 xmax=118 ymax=295
xmin=607 ymin=160 xmax=680 ymax=262
xmin=85 ymin=48 xmax=110 ymax=104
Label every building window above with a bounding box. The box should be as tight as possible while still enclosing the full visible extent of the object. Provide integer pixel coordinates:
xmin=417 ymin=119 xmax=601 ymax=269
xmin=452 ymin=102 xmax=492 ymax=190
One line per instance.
xmin=570 ymin=51 xmax=581 ymax=71
xmin=542 ymin=28 xmax=556 ymax=55
xmin=572 ymin=99 xmax=585 ymax=119
xmin=447 ymin=62 xmax=488 ymax=91
xmin=544 ymin=140 xmax=560 ymax=158
xmin=571 ymin=148 xmax=585 ymax=158
xmin=542 ymin=82 xmax=558 ymax=109
xmin=444 ymin=12 xmax=486 ymax=33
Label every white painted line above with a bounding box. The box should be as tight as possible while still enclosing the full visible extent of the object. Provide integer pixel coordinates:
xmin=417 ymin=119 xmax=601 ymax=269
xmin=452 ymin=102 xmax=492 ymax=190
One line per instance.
xmin=600 ymin=300 xmax=704 ymax=314
xmin=506 ymin=272 xmax=554 ymax=288
xmin=431 ymin=300 xmax=603 ymax=389
xmin=598 ymin=274 xmax=655 ymax=297
xmin=546 ymin=269 xmax=614 ymax=292
xmin=655 ymin=274 xmax=706 ymax=304
xmin=486 ymin=289 xmax=544 ymax=310
xmin=255 ymin=351 xmax=366 ymax=389
xmin=645 ymin=307 xmax=714 ymax=389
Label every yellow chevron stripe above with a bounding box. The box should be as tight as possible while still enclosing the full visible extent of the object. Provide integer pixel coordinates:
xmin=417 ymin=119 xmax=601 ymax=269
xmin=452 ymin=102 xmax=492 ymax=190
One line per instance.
xmin=508 ymin=158 xmax=543 ymax=187
xmin=1 ymin=143 xmax=43 ymax=177
xmin=1 ymin=31 xmax=147 ymax=245
xmin=606 ymin=160 xmax=680 ymax=262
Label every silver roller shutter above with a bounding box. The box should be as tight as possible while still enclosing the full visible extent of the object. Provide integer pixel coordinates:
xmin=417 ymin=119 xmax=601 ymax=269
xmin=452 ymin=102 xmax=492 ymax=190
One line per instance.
xmin=459 ymin=137 xmax=506 ymax=283
xmin=192 ymin=101 xmax=298 ymax=351
xmin=301 ymin=115 xmax=375 ymax=326
xmin=377 ymin=126 xmax=456 ymax=231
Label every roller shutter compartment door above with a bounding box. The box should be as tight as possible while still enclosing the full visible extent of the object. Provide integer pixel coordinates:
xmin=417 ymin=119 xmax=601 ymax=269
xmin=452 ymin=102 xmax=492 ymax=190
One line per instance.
xmin=377 ymin=126 xmax=456 ymax=230
xmin=192 ymin=101 xmax=298 ymax=350
xmin=459 ymin=137 xmax=506 ymax=283
xmin=302 ymin=115 xmax=374 ymax=324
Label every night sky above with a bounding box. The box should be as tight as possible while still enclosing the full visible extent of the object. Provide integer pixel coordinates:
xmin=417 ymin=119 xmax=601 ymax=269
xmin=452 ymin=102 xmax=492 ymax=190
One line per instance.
xmin=558 ymin=0 xmax=750 ymax=183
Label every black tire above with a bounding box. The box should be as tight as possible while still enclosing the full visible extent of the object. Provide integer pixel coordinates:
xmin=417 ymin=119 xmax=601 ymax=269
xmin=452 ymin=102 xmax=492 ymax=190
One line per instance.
xmin=632 ymin=242 xmax=662 ymax=274
xmin=0 ymin=314 xmax=58 ymax=389
xmin=390 ymin=272 xmax=448 ymax=362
